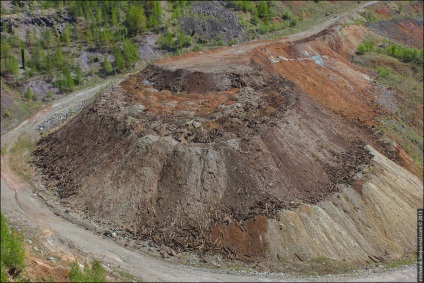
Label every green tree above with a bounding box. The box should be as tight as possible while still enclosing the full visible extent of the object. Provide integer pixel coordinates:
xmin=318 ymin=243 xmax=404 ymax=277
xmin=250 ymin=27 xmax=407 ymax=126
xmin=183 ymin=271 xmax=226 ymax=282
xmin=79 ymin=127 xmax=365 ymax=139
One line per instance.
xmin=64 ymin=67 xmax=75 ymax=92
xmin=148 ymin=1 xmax=162 ymax=29
xmin=75 ymin=65 xmax=83 ymax=85
xmin=126 ymin=4 xmax=147 ymax=36
xmin=1 ymin=212 xmax=25 ymax=279
xmin=102 ymin=56 xmax=113 ymax=74
xmin=96 ymin=9 xmax=103 ymax=25
xmin=25 ymin=87 xmax=32 ymax=100
xmin=30 ymin=42 xmax=46 ymax=71
xmin=25 ymin=28 xmax=36 ymax=47
xmin=111 ymin=7 xmax=118 ymax=26
xmin=122 ymin=39 xmax=139 ymax=68
xmin=32 ymin=92 xmax=38 ymax=101
xmin=62 ymin=27 xmax=71 ymax=46
xmin=114 ymin=49 xmax=125 ymax=72
xmin=157 ymin=29 xmax=174 ymax=49
xmin=257 ymin=0 xmax=268 ymax=18
xmin=176 ymin=31 xmax=191 ymax=49
xmin=252 ymin=7 xmax=259 ymax=24
xmin=54 ymin=37 xmax=64 ymax=68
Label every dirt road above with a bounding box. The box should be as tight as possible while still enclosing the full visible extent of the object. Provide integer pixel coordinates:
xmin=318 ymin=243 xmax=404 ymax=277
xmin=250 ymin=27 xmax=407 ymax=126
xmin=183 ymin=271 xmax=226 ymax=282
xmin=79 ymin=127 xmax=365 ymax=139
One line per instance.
xmin=0 ymin=1 xmax=418 ymax=281
xmin=154 ymin=1 xmax=378 ymax=73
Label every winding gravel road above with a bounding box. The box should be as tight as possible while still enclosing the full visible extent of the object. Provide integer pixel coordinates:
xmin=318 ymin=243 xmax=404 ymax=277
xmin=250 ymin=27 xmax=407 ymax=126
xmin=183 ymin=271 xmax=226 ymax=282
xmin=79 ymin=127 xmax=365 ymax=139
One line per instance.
xmin=1 ymin=1 xmax=418 ymax=281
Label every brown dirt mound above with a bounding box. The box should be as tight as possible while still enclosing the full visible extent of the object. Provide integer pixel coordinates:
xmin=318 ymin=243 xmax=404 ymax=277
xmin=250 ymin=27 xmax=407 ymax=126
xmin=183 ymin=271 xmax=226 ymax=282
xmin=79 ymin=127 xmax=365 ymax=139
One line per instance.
xmin=33 ymin=22 xmax=404 ymax=262
xmin=33 ymin=63 xmax=377 ymax=260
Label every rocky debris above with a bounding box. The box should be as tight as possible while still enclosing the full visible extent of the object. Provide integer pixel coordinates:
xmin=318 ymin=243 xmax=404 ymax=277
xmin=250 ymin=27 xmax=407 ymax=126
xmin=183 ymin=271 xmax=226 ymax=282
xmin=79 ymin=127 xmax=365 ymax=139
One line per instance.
xmin=1 ymin=11 xmax=75 ymax=36
xmin=136 ymin=34 xmax=163 ymax=61
xmin=366 ymin=17 xmax=423 ymax=49
xmin=178 ymin=1 xmax=246 ymax=44
xmin=37 ymin=98 xmax=91 ymax=131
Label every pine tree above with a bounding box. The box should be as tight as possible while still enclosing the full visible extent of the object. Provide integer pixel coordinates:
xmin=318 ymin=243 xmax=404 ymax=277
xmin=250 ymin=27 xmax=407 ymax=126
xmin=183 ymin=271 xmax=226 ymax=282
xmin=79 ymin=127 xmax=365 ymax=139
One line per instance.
xmin=64 ymin=67 xmax=75 ymax=92
xmin=96 ymin=9 xmax=103 ymax=25
xmin=148 ymin=1 xmax=162 ymax=29
xmin=122 ymin=39 xmax=139 ymax=68
xmin=75 ymin=65 xmax=83 ymax=85
xmin=62 ymin=27 xmax=71 ymax=46
xmin=32 ymin=92 xmax=38 ymax=101
xmin=111 ymin=7 xmax=118 ymax=27
xmin=102 ymin=56 xmax=113 ymax=74
xmin=126 ymin=4 xmax=147 ymax=36
xmin=114 ymin=49 xmax=125 ymax=72
xmin=258 ymin=0 xmax=268 ymax=18
xmin=25 ymin=87 xmax=32 ymax=100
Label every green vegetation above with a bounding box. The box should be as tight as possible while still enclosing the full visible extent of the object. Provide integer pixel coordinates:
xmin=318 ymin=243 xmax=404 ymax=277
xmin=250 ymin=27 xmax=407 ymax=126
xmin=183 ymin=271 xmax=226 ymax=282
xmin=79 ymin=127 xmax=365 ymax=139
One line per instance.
xmin=1 ymin=212 xmax=25 ymax=280
xmin=384 ymin=256 xmax=415 ymax=269
xmin=354 ymin=38 xmax=423 ymax=176
xmin=25 ymin=87 xmax=32 ymax=100
xmin=102 ymin=56 xmax=113 ymax=75
xmin=376 ymin=66 xmax=391 ymax=78
xmin=127 ymin=4 xmax=147 ymax=37
xmin=69 ymin=260 xmax=106 ymax=282
xmin=356 ymin=39 xmax=374 ymax=55
xmin=9 ymin=135 xmax=37 ymax=181
xmin=364 ymin=11 xmax=379 ymax=22
xmin=356 ymin=39 xmax=423 ymax=62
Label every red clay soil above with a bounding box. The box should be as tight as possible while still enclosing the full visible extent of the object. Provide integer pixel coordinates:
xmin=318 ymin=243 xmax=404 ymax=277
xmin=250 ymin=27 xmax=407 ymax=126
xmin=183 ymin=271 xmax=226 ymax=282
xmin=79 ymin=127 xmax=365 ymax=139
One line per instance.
xmin=33 ymin=22 xmax=403 ymax=261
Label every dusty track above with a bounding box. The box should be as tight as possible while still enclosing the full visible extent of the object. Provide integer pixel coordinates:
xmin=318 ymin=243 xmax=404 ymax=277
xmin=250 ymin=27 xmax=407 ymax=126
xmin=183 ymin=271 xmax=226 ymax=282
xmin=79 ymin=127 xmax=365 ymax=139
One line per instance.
xmin=153 ymin=1 xmax=378 ymax=73
xmin=0 ymin=1 xmax=420 ymax=281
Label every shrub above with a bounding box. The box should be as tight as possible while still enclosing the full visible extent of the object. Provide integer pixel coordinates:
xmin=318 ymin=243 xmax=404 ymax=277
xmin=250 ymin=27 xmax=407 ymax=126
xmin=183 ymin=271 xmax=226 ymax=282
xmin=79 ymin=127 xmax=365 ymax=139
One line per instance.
xmin=193 ymin=43 xmax=203 ymax=51
xmin=282 ymin=10 xmax=292 ymax=21
xmin=376 ymin=66 xmax=391 ymax=78
xmin=228 ymin=39 xmax=238 ymax=46
xmin=214 ymin=37 xmax=225 ymax=46
xmin=157 ymin=30 xmax=174 ymax=50
xmin=383 ymin=43 xmax=423 ymax=62
xmin=356 ymin=39 xmax=374 ymax=55
xmin=47 ymin=90 xmax=53 ymax=99
xmin=68 ymin=260 xmax=106 ymax=282
xmin=365 ymin=11 xmax=378 ymax=22
xmin=290 ymin=16 xmax=299 ymax=27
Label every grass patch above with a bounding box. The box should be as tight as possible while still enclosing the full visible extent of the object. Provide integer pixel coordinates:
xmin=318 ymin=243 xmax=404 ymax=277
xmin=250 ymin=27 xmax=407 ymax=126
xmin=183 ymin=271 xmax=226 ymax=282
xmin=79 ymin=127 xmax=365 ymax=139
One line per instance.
xmin=304 ymin=256 xmax=353 ymax=275
xmin=114 ymin=269 xmax=143 ymax=282
xmin=382 ymin=256 xmax=416 ymax=269
xmin=9 ymin=135 xmax=36 ymax=182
